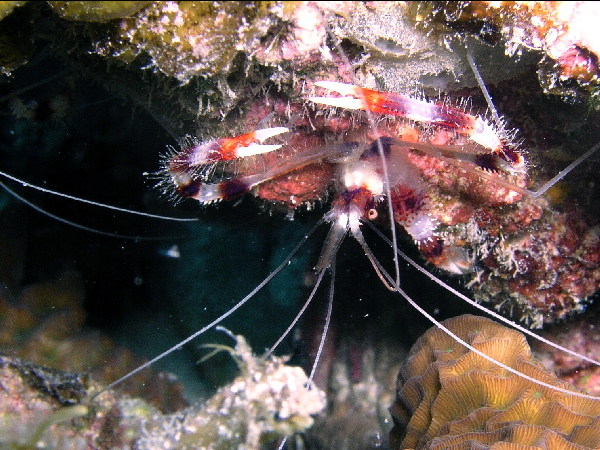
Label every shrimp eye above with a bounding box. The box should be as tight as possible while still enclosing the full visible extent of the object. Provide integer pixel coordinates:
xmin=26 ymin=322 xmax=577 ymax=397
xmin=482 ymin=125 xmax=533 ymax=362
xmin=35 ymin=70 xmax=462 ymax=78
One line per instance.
xmin=367 ymin=208 xmax=378 ymax=220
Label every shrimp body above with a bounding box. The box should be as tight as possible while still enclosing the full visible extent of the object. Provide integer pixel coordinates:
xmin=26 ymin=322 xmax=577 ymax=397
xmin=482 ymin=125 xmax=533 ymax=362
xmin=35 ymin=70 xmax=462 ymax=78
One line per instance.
xmin=160 ymin=76 xmax=599 ymax=330
xmin=163 ymin=82 xmax=527 ymax=275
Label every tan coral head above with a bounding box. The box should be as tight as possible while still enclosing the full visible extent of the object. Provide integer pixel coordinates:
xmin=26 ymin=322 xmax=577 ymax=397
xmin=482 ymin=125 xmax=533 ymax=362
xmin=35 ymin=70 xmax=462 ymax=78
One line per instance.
xmin=390 ymin=314 xmax=600 ymax=450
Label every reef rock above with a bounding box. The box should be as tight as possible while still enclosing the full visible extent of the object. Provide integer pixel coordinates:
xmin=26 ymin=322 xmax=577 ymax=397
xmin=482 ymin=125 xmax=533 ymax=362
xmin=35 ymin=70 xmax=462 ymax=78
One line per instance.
xmin=0 ymin=331 xmax=325 ymax=448
xmin=390 ymin=314 xmax=600 ymax=450
xmin=137 ymin=330 xmax=327 ymax=449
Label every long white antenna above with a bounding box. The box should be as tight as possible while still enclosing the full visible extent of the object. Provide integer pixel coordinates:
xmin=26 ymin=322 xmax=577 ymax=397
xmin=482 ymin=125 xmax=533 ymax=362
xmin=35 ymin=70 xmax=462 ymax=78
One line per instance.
xmin=466 ymin=51 xmax=504 ymax=133
xmin=0 ymin=170 xmax=198 ymax=222
xmin=92 ymin=217 xmax=325 ymax=399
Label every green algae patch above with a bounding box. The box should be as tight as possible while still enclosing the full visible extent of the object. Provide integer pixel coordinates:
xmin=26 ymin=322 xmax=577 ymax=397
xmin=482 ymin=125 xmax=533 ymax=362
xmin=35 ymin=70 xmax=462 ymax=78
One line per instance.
xmin=102 ymin=1 xmax=289 ymax=82
xmin=48 ymin=1 xmax=152 ymax=22
xmin=0 ymin=1 xmax=27 ymax=21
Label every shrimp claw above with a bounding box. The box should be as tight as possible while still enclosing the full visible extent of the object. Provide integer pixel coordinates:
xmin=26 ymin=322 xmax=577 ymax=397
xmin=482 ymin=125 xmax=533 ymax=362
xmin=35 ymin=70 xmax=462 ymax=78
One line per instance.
xmin=310 ymin=81 xmax=524 ymax=171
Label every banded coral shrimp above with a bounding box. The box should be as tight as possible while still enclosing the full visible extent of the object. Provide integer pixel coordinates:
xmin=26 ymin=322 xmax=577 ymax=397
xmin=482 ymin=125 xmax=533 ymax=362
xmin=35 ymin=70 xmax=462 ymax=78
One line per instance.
xmin=1 ymin=8 xmax=600 ymax=450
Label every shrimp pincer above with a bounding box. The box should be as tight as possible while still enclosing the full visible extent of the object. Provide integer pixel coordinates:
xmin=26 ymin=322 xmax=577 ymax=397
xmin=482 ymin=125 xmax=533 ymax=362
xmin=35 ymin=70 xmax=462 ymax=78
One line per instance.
xmin=166 ymin=126 xmax=289 ymax=202
xmin=310 ymin=80 xmax=525 ymax=172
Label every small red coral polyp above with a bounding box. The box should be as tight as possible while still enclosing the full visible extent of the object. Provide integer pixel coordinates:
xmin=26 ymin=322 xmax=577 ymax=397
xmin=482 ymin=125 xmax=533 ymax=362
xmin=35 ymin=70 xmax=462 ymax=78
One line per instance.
xmin=558 ymin=45 xmax=600 ymax=83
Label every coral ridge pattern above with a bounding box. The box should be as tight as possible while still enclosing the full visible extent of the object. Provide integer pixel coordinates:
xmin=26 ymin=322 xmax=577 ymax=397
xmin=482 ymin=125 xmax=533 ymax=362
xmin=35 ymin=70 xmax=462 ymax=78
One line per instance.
xmin=390 ymin=315 xmax=600 ymax=450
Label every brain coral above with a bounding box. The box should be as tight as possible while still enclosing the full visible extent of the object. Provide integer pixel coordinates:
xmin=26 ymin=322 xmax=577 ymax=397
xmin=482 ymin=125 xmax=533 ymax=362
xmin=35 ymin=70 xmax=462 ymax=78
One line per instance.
xmin=390 ymin=314 xmax=600 ymax=450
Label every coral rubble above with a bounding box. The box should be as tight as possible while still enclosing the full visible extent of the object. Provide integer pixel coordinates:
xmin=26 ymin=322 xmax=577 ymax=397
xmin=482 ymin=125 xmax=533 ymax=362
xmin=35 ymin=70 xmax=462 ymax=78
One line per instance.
xmin=138 ymin=330 xmax=326 ymax=449
xmin=390 ymin=314 xmax=600 ymax=450
xmin=0 ymin=356 xmax=92 ymax=449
